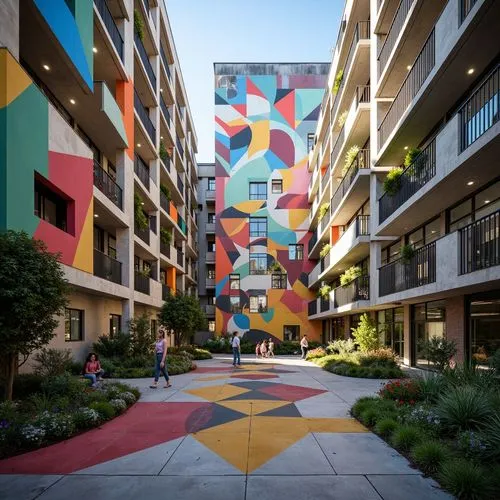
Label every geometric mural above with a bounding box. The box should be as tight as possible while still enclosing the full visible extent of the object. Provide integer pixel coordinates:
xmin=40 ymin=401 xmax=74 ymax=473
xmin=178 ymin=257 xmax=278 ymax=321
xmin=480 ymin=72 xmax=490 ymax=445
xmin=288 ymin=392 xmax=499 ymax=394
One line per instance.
xmin=214 ymin=66 xmax=329 ymax=341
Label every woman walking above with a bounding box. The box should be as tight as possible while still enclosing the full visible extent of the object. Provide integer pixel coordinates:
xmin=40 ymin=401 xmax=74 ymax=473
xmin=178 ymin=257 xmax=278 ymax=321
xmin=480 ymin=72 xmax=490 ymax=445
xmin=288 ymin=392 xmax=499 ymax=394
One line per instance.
xmin=255 ymin=341 xmax=261 ymax=358
xmin=268 ymin=338 xmax=275 ymax=358
xmin=260 ymin=340 xmax=268 ymax=358
xmin=150 ymin=331 xmax=172 ymax=389
xmin=300 ymin=335 xmax=309 ymax=359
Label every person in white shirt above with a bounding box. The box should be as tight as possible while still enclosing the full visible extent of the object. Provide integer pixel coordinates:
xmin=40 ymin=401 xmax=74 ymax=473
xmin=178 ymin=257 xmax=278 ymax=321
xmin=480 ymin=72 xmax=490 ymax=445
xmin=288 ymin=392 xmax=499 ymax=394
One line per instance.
xmin=300 ymin=335 xmax=309 ymax=359
xmin=268 ymin=338 xmax=275 ymax=358
xmin=231 ymin=331 xmax=241 ymax=367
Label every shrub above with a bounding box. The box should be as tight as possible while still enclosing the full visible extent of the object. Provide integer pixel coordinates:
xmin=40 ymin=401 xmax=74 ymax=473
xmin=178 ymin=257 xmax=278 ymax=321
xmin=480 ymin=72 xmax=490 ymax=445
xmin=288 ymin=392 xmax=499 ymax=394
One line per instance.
xmin=379 ymin=379 xmax=421 ymax=404
xmin=317 ymin=202 xmax=330 ymax=221
xmin=416 ymin=374 xmax=447 ymax=403
xmin=332 ymin=69 xmax=343 ymax=94
xmin=340 ymin=266 xmax=362 ymax=287
xmin=35 ymin=411 xmax=74 ymax=440
xmin=383 ymin=167 xmax=403 ymax=196
xmin=18 ymin=424 xmax=46 ymax=446
xmin=134 ymin=9 xmax=144 ymax=40
xmin=399 ymin=244 xmax=415 ymax=264
xmin=73 ymin=407 xmax=101 ymax=429
xmin=490 ymin=349 xmax=500 ymax=372
xmin=94 ymin=333 xmax=130 ymax=358
xmin=109 ymin=398 xmax=127 ymax=414
xmin=420 ymin=336 xmax=457 ymax=372
xmin=120 ymin=391 xmax=137 ymax=405
xmin=360 ymin=408 xmax=379 ymax=426
xmin=342 ymin=145 xmax=360 ymax=176
xmin=457 ymin=430 xmax=488 ymax=460
xmin=27 ymin=393 xmax=57 ymax=413
xmin=320 ymin=243 xmax=331 ymax=258
xmin=32 ymin=348 xmax=73 ymax=377
xmin=359 ymin=348 xmax=397 ymax=367
xmin=404 ymin=404 xmax=441 ymax=430
xmin=351 ymin=396 xmax=379 ymax=418
xmin=403 ymin=147 xmax=421 ymax=168
xmin=437 ymin=386 xmax=492 ymax=432
xmin=375 ymin=418 xmax=398 ymax=438
xmin=318 ymin=284 xmax=331 ymax=298
xmin=129 ymin=315 xmax=154 ymax=357
xmin=351 ymin=314 xmax=379 ymax=352
xmin=391 ymin=425 xmax=422 ymax=452
xmin=41 ymin=374 xmax=86 ymax=399
xmin=327 ymin=338 xmax=356 ymax=355
xmin=442 ymin=364 xmax=497 ymax=390
xmin=0 ymin=374 xmax=44 ymax=400
xmin=89 ymin=401 xmax=116 ymax=421
xmin=439 ymin=459 xmax=490 ymax=500
xmin=305 ymin=347 xmax=327 ymax=360
xmin=412 ymin=440 xmax=449 ymax=475
xmin=478 ymin=415 xmax=500 ymax=460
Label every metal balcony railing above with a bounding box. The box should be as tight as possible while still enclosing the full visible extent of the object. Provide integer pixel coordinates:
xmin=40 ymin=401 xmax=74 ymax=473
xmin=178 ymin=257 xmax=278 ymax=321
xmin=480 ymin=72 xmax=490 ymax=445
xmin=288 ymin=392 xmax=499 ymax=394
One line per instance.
xmin=356 ymin=85 xmax=371 ymax=105
xmin=320 ymin=251 xmax=330 ymax=273
xmin=321 ymin=164 xmax=331 ymax=192
xmin=134 ymin=271 xmax=150 ymax=295
xmin=378 ymin=140 xmax=436 ymax=223
xmin=205 ymin=304 xmax=215 ymax=315
xmin=460 ymin=0 xmax=479 ymax=24
xmin=162 ymin=283 xmax=171 ymax=300
xmin=160 ymin=94 xmax=171 ymax=126
xmin=177 ymin=248 xmax=184 ymax=267
xmin=379 ymin=241 xmax=436 ymax=296
xmin=378 ymin=29 xmax=435 ymax=150
xmin=94 ymin=0 xmax=123 ymax=61
xmin=160 ymin=191 xmax=169 ymax=212
xmin=334 ymin=275 xmax=370 ymax=307
xmin=177 ymin=175 xmax=184 ymax=197
xmin=134 ymin=153 xmax=150 ymax=189
xmin=160 ymin=45 xmax=172 ymax=80
xmin=176 ymin=137 xmax=184 ymax=158
xmin=134 ymin=224 xmax=150 ymax=245
xmin=160 ymin=240 xmax=170 ymax=258
xmin=93 ymin=249 xmax=122 ymax=284
xmin=134 ymin=89 xmax=155 ymax=144
xmin=308 ymin=231 xmax=318 ymax=255
xmin=377 ymin=0 xmax=416 ymax=78
xmin=320 ymin=296 xmax=330 ymax=312
xmin=134 ymin=33 xmax=156 ymax=90
xmin=459 ymin=209 xmax=500 ymax=275
xmin=355 ymin=215 xmax=370 ymax=236
xmin=308 ymin=299 xmax=317 ymax=316
xmin=93 ymin=160 xmax=122 ymax=210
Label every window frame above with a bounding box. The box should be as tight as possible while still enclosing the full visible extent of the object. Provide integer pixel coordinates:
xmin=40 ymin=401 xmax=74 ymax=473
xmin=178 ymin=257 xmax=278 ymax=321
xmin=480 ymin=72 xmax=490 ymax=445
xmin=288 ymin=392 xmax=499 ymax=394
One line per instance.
xmin=230 ymin=296 xmax=241 ymax=313
xmin=249 ymin=182 xmax=267 ymax=200
xmin=207 ymin=178 xmax=216 ymax=191
xmin=207 ymin=213 xmax=216 ymax=224
xmin=109 ymin=314 xmax=121 ymax=338
xmin=271 ymin=179 xmax=283 ymax=194
xmin=249 ymin=295 xmax=268 ymax=313
xmin=271 ymin=273 xmax=287 ymax=289
xmin=65 ymin=308 xmax=84 ymax=342
xmin=229 ymin=273 xmax=240 ymax=290
xmin=249 ymin=253 xmax=268 ymax=274
xmin=249 ymin=217 xmax=268 ymax=237
xmin=283 ymin=324 xmax=300 ymax=341
xmin=288 ymin=244 xmax=304 ymax=261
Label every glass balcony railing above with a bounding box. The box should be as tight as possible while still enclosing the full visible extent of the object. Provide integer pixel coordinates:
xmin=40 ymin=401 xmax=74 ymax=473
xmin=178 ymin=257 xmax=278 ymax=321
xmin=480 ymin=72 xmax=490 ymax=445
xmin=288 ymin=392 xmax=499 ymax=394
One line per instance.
xmin=94 ymin=0 xmax=123 ymax=61
xmin=93 ymin=160 xmax=122 ymax=210
xmin=134 ymin=33 xmax=156 ymax=90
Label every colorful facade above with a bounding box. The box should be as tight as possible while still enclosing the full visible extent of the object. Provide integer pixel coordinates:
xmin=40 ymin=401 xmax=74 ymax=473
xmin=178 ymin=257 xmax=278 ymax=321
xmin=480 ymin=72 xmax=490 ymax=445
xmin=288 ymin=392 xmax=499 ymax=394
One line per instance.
xmin=214 ymin=64 xmax=329 ymax=342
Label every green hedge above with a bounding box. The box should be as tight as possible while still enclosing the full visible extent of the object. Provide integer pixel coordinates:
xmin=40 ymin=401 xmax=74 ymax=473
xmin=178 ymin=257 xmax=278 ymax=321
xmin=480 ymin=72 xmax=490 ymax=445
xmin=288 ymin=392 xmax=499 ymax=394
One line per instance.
xmin=100 ymin=354 xmax=195 ymax=378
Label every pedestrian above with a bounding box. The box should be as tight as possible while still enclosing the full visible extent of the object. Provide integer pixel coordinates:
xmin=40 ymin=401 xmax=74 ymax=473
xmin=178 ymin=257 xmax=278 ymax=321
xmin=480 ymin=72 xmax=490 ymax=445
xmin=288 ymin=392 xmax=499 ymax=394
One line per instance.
xmin=255 ymin=341 xmax=261 ymax=358
xmin=260 ymin=340 xmax=268 ymax=358
xmin=268 ymin=338 xmax=275 ymax=357
xmin=300 ymin=334 xmax=309 ymax=359
xmin=232 ymin=331 xmax=241 ymax=367
xmin=83 ymin=352 xmax=104 ymax=387
xmin=150 ymin=331 xmax=172 ymax=389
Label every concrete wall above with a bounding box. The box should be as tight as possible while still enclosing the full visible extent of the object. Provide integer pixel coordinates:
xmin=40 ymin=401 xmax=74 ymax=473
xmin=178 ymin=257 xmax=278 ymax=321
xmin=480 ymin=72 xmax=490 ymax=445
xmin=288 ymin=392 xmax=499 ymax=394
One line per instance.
xmin=0 ymin=0 xmax=19 ymax=59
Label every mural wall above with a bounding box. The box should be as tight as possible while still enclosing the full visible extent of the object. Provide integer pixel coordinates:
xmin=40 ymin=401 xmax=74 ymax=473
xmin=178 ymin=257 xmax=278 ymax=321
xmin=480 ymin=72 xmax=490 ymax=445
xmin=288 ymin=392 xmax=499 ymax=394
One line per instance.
xmin=214 ymin=64 xmax=329 ymax=342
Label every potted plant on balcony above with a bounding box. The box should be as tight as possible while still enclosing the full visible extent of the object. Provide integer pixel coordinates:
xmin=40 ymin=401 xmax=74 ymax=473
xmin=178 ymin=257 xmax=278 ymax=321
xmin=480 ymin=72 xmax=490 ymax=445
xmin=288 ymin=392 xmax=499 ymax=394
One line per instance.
xmin=318 ymin=283 xmax=332 ymax=298
xmin=383 ymin=167 xmax=403 ymax=196
xmin=160 ymin=183 xmax=171 ymax=201
xmin=268 ymin=261 xmax=284 ymax=274
xmin=400 ymin=243 xmax=415 ymax=264
xmin=404 ymin=147 xmax=429 ymax=178
xmin=160 ymin=227 xmax=172 ymax=246
xmin=317 ymin=202 xmax=330 ymax=223
xmin=320 ymin=243 xmax=331 ymax=258
xmin=340 ymin=265 xmax=362 ymax=287
xmin=134 ymin=9 xmax=144 ymax=41
xmin=134 ymin=193 xmax=148 ymax=230
xmin=139 ymin=266 xmax=151 ymax=278
xmin=342 ymin=145 xmax=360 ymax=177
xmin=159 ymin=140 xmax=168 ymax=162
xmin=337 ymin=110 xmax=348 ymax=128
xmin=332 ymin=69 xmax=344 ymax=95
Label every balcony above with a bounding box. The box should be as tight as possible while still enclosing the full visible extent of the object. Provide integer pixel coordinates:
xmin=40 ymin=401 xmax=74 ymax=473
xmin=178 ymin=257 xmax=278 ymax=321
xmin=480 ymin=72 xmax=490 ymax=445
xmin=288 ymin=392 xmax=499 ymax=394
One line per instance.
xmin=206 ymin=278 xmax=215 ymax=288
xmin=134 ymin=271 xmax=150 ymax=295
xmin=134 ymin=224 xmax=150 ymax=245
xmin=177 ymin=175 xmax=184 ymax=198
xmin=160 ymin=95 xmax=171 ymax=126
xmin=134 ymin=153 xmax=150 ymax=190
xmin=320 ymin=164 xmax=331 ymax=193
xmin=93 ymin=249 xmax=122 ymax=284
xmin=205 ymin=304 xmax=216 ymax=316
xmin=160 ymin=240 xmax=170 ymax=258
xmin=320 ymin=296 xmax=330 ymax=313
xmin=334 ymin=275 xmax=370 ymax=308
xmin=134 ymin=89 xmax=156 ymax=145
xmin=308 ymin=260 xmax=321 ymax=288
xmin=177 ymin=248 xmax=184 ymax=268
xmin=134 ymin=33 xmax=156 ymax=91
xmin=162 ymin=283 xmax=171 ymax=301
xmin=308 ymin=299 xmax=317 ymax=316
xmin=160 ymin=191 xmax=169 ymax=213
xmin=379 ymin=241 xmax=436 ymax=297
xmin=308 ymin=231 xmax=318 ymax=256
xmin=206 ymin=251 xmax=215 ymax=263
xmin=93 ymin=160 xmax=122 ymax=210
xmin=461 ymin=0 xmax=480 ymax=23
xmin=94 ymin=0 xmax=124 ymax=62
xmin=177 ymin=214 xmax=187 ymax=235
xmin=459 ymin=210 xmax=499 ymax=275
xmin=205 ymin=221 xmax=215 ymax=234
xmin=160 ymin=44 xmax=172 ymax=80
xmin=176 ymin=137 xmax=184 ymax=159
xmin=206 ymin=190 xmax=216 ymax=201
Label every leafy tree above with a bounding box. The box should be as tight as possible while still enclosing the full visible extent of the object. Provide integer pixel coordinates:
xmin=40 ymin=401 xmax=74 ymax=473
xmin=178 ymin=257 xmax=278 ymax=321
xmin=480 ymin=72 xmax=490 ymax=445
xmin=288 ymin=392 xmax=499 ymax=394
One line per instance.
xmin=159 ymin=292 xmax=206 ymax=346
xmin=351 ymin=313 xmax=379 ymax=352
xmin=420 ymin=336 xmax=457 ymax=372
xmin=0 ymin=231 xmax=69 ymax=400
xmin=129 ymin=314 xmax=154 ymax=357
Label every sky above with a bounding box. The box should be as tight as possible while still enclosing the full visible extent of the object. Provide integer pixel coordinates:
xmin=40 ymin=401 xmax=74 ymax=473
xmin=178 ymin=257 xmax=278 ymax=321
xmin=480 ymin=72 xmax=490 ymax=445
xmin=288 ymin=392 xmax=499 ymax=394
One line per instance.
xmin=166 ymin=0 xmax=344 ymax=163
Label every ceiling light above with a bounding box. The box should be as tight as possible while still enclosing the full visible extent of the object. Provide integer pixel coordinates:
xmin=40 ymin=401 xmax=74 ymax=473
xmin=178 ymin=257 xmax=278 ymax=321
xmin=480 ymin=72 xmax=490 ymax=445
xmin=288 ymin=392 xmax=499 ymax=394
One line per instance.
xmin=467 ymin=181 xmax=474 ymax=186
xmin=69 ymin=98 xmax=76 ymax=105
xmin=42 ymin=64 xmax=50 ymax=71
xmin=94 ymin=214 xmax=99 ymax=218
xmin=137 ymin=143 xmax=141 ymax=148
xmin=160 ymin=88 xmax=163 ymax=92
xmin=431 ymin=230 xmax=436 ymax=234
xmin=406 ymin=65 xmax=411 ymax=71
xmin=160 ymin=135 xmax=163 ymax=139
xmin=404 ymin=146 xmax=408 ymax=150
xmin=467 ymin=68 xmax=475 ymax=75
xmin=93 ymin=47 xmax=98 ymax=53
xmin=484 ymin=200 xmax=490 ymax=204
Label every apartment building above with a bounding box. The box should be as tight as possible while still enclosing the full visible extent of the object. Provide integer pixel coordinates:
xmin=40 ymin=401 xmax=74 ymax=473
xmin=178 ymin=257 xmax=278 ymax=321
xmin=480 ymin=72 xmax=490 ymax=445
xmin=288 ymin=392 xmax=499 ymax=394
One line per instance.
xmin=214 ymin=63 xmax=329 ymax=342
xmin=196 ymin=163 xmax=216 ymax=341
xmin=0 ymin=0 xmax=198 ymax=361
xmin=307 ymin=0 xmax=500 ymax=368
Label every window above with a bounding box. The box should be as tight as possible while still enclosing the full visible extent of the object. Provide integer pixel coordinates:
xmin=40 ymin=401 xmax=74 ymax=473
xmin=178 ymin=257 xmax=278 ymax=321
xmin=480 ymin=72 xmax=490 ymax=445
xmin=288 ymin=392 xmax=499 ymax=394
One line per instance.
xmin=249 ymin=182 xmax=267 ymax=200
xmin=407 ymin=218 xmax=441 ymax=249
xmin=207 ymin=267 xmax=215 ymax=279
xmin=94 ymin=226 xmax=105 ymax=252
xmin=284 ymin=325 xmax=300 ymax=341
xmin=272 ymin=180 xmax=283 ymax=194
xmin=381 ymin=240 xmax=402 ymax=265
xmin=207 ymin=213 xmax=216 ymax=224
xmin=34 ymin=177 xmax=70 ymax=233
xmin=230 ymin=296 xmax=241 ymax=313
xmin=229 ymin=274 xmax=240 ymax=289
xmin=208 ymin=178 xmax=216 ymax=191
xmin=271 ymin=273 xmax=287 ymax=289
xmin=288 ymin=244 xmax=303 ymax=261
xmin=249 ymin=217 xmax=267 ymax=237
xmin=250 ymin=253 xmax=268 ymax=274
xmin=307 ymin=133 xmax=315 ymax=153
xmin=65 ymin=308 xmax=84 ymax=341
xmin=108 ymin=235 xmax=117 ymax=259
xmin=208 ymin=241 xmax=216 ymax=252
xmin=109 ymin=314 xmax=121 ymax=337
xmin=208 ymin=294 xmax=216 ymax=305
xmin=208 ymin=320 xmax=215 ymax=332
xmin=250 ymin=295 xmax=267 ymax=313
xmin=377 ymin=308 xmax=404 ymax=358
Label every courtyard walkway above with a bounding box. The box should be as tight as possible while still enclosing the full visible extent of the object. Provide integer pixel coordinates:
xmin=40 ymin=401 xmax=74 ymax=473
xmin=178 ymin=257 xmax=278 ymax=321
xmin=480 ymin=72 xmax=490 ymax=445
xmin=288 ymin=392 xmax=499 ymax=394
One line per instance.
xmin=0 ymin=356 xmax=452 ymax=500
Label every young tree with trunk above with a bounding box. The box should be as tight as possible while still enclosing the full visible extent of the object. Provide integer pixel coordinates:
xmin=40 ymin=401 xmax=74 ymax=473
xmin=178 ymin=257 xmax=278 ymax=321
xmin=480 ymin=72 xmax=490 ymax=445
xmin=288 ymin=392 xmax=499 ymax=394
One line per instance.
xmin=0 ymin=231 xmax=68 ymax=400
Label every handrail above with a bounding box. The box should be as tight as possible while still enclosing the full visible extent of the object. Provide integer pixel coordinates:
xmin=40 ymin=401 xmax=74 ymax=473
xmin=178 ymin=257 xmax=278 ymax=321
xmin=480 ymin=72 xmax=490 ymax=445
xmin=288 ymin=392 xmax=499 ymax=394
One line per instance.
xmin=93 ymin=160 xmax=122 ymax=210
xmin=94 ymin=0 xmax=123 ymax=61
xmin=134 ymin=89 xmax=156 ymax=144
xmin=134 ymin=33 xmax=156 ymax=90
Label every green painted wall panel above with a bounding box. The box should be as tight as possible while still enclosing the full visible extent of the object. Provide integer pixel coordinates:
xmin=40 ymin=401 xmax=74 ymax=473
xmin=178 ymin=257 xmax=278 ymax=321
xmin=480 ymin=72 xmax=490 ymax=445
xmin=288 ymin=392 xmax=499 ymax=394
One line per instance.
xmin=101 ymin=82 xmax=128 ymax=146
xmin=74 ymin=0 xmax=93 ymax=80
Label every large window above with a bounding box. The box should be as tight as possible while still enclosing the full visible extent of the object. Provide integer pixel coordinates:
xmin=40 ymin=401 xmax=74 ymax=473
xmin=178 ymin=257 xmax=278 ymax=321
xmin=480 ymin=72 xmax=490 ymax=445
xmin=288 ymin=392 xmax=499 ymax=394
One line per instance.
xmin=65 ymin=308 xmax=84 ymax=342
xmin=229 ymin=274 xmax=240 ymax=290
xmin=469 ymin=293 xmax=500 ymax=365
xmin=208 ymin=213 xmax=216 ymax=224
xmin=288 ymin=244 xmax=303 ymax=261
xmin=249 ymin=217 xmax=267 ymax=237
xmin=208 ymin=178 xmax=216 ymax=191
xmin=230 ymin=296 xmax=241 ymax=313
xmin=284 ymin=325 xmax=300 ymax=341
xmin=381 ymin=240 xmax=402 ymax=265
xmin=250 ymin=253 xmax=267 ymax=274
xmin=331 ymin=318 xmax=344 ymax=341
xmin=378 ymin=308 xmax=404 ymax=358
xmin=249 ymin=182 xmax=267 ymax=200
xmin=407 ymin=218 xmax=441 ymax=248
xmin=34 ymin=177 xmax=70 ymax=233
xmin=271 ymin=273 xmax=287 ymax=289
xmin=250 ymin=295 xmax=267 ymax=313
xmin=109 ymin=314 xmax=121 ymax=337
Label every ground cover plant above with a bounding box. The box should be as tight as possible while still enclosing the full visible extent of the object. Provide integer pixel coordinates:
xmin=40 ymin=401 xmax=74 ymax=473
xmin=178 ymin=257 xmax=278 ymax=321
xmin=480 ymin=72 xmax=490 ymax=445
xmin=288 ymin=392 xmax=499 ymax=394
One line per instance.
xmin=351 ymin=359 xmax=500 ymax=499
xmin=203 ymin=337 xmax=321 ymax=355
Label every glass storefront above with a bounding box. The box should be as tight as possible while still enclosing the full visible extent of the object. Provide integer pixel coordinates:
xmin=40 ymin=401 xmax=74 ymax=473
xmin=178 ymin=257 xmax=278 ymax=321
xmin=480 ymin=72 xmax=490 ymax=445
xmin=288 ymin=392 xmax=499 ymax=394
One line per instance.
xmin=411 ymin=300 xmax=446 ymax=368
xmin=377 ymin=307 xmax=404 ymax=358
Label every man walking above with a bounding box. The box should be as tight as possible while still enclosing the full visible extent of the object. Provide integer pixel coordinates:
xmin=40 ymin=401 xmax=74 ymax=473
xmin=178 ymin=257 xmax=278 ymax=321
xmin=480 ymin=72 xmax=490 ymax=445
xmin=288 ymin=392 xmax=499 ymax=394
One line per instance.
xmin=300 ymin=334 xmax=309 ymax=359
xmin=232 ymin=331 xmax=241 ymax=367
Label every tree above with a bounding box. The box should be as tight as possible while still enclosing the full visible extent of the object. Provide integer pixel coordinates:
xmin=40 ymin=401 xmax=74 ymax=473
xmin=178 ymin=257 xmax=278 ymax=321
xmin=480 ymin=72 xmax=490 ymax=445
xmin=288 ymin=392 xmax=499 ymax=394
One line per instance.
xmin=159 ymin=292 xmax=206 ymax=346
xmin=0 ymin=231 xmax=69 ymax=400
xmin=351 ymin=313 xmax=379 ymax=352
xmin=129 ymin=313 xmax=154 ymax=357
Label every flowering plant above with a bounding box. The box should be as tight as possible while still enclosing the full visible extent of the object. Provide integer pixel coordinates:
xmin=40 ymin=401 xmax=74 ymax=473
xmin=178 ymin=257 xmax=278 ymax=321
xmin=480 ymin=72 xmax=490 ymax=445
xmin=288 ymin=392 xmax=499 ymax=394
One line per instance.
xmin=109 ymin=399 xmax=127 ymax=413
xmin=402 ymin=404 xmax=440 ymax=427
xmin=35 ymin=411 xmax=74 ymax=439
xmin=379 ymin=379 xmax=421 ymax=404
xmin=19 ymin=424 xmax=45 ymax=445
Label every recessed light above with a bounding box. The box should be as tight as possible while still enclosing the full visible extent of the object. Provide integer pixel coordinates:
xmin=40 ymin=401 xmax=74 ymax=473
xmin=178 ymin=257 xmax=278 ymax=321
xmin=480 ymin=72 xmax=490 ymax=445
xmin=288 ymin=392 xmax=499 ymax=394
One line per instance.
xmin=160 ymin=88 xmax=163 ymax=92
xmin=42 ymin=64 xmax=50 ymax=71
xmin=160 ymin=135 xmax=163 ymax=139
xmin=141 ymin=202 xmax=145 ymax=206
xmin=94 ymin=214 xmax=99 ymax=218
xmin=69 ymin=98 xmax=76 ymax=105
xmin=467 ymin=181 xmax=474 ymax=186
xmin=93 ymin=47 xmax=98 ymax=53
xmin=137 ymin=143 xmax=141 ymax=147
xmin=484 ymin=200 xmax=490 ymax=204
xmin=431 ymin=230 xmax=436 ymax=234
xmin=406 ymin=65 xmax=412 ymax=71
xmin=404 ymin=146 xmax=409 ymax=150
xmin=467 ymin=68 xmax=475 ymax=75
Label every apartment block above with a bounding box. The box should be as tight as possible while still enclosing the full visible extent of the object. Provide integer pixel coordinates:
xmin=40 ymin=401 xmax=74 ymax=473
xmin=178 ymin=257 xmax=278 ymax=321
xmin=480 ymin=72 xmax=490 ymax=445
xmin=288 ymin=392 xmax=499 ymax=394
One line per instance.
xmin=307 ymin=0 xmax=500 ymax=368
xmin=214 ymin=63 xmax=329 ymax=342
xmin=0 ymin=0 xmax=198 ymax=362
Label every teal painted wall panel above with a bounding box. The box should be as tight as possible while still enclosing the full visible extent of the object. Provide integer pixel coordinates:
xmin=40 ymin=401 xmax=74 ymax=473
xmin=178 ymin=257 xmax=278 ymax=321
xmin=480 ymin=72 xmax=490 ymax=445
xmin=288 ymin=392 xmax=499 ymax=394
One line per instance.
xmin=101 ymin=82 xmax=128 ymax=146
